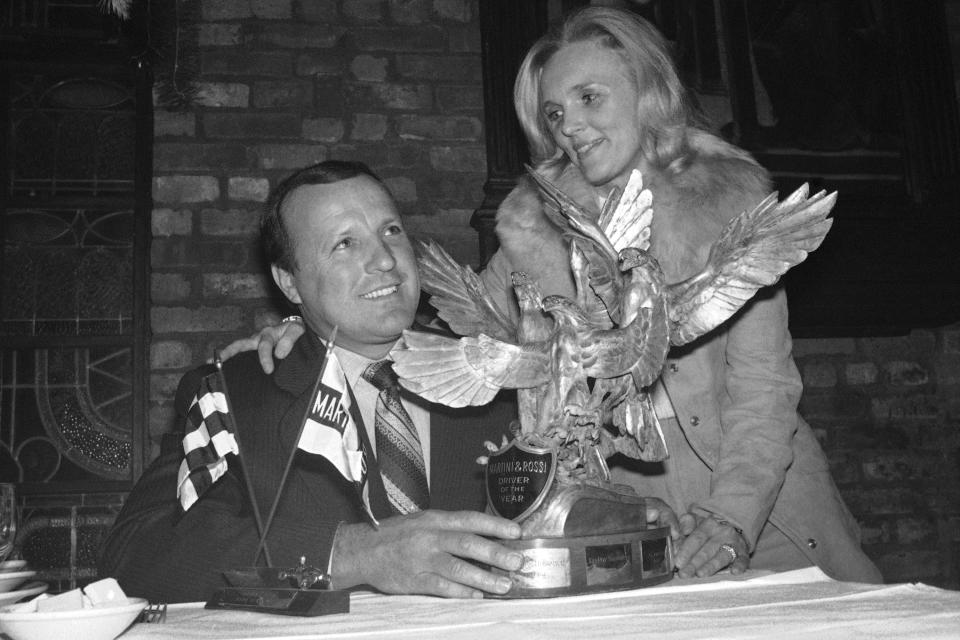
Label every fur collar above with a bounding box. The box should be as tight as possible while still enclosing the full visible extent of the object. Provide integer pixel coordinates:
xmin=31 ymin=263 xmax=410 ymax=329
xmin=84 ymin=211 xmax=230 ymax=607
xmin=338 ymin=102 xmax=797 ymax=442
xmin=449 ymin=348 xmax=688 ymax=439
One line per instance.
xmin=494 ymin=130 xmax=771 ymax=295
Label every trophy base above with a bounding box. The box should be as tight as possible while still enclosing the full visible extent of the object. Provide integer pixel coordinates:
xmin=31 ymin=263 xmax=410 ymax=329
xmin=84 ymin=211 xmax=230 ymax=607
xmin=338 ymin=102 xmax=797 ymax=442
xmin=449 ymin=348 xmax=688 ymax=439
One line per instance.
xmin=488 ymin=526 xmax=674 ymax=598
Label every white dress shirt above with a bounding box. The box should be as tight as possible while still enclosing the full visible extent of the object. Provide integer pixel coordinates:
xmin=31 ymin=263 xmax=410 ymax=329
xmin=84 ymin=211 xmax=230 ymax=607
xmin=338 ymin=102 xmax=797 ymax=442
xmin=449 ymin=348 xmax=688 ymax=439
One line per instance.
xmin=334 ymin=346 xmax=431 ymax=486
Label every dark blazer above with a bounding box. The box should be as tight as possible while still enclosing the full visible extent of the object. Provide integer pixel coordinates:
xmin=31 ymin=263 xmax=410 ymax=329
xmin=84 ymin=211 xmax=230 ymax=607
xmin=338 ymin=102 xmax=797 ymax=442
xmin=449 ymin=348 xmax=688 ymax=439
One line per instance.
xmin=98 ymin=332 xmax=516 ymax=602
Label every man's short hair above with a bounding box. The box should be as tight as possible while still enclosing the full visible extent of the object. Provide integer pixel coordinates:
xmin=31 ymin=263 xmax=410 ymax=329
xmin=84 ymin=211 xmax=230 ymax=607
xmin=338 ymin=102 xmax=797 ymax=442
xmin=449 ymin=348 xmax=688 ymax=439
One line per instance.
xmin=262 ymin=160 xmax=385 ymax=272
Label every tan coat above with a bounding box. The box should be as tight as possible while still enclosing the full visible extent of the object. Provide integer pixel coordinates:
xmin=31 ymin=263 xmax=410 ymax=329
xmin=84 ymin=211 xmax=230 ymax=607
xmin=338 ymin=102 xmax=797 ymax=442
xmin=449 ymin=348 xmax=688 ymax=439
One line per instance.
xmin=481 ymin=130 xmax=882 ymax=583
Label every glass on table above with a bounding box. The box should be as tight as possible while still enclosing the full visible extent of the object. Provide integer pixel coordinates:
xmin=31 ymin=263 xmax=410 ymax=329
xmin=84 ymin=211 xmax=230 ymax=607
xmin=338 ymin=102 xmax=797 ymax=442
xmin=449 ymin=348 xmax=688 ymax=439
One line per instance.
xmin=0 ymin=483 xmax=17 ymax=564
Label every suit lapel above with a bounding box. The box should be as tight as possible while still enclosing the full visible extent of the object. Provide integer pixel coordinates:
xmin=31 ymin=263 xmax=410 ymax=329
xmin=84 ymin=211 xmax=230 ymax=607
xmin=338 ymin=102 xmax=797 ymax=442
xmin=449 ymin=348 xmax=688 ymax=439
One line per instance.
xmin=273 ymin=330 xmax=325 ymax=397
xmin=271 ymin=332 xmax=323 ymax=491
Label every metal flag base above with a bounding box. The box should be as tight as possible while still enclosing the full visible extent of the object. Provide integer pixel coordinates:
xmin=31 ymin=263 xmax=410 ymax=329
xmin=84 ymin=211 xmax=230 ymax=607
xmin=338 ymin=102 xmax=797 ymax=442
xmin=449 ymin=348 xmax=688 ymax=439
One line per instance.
xmin=206 ymin=587 xmax=349 ymax=616
xmin=488 ymin=526 xmax=674 ymax=598
xmin=207 ymin=561 xmax=349 ymax=617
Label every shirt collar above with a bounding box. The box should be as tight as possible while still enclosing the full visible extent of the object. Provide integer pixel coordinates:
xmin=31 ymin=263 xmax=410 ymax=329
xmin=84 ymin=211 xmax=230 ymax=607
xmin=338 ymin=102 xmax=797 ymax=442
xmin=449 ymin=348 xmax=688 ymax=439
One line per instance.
xmin=335 ymin=345 xmax=381 ymax=391
xmin=272 ymin=326 xmax=398 ymax=396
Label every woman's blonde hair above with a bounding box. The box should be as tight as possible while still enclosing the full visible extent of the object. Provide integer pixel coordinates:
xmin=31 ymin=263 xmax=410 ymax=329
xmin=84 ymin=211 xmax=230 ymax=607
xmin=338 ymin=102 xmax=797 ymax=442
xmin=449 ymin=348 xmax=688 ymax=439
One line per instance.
xmin=514 ymin=6 xmax=691 ymax=174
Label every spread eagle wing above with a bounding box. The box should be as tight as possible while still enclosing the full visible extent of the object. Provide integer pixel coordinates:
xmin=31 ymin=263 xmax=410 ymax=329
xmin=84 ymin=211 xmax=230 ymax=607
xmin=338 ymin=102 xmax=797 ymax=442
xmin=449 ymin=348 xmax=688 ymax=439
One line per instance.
xmin=597 ymin=169 xmax=654 ymax=254
xmin=389 ymin=330 xmax=551 ymax=408
xmin=525 ymin=167 xmax=623 ymax=324
xmin=666 ymin=184 xmax=835 ymax=346
xmin=415 ymin=238 xmax=516 ymax=342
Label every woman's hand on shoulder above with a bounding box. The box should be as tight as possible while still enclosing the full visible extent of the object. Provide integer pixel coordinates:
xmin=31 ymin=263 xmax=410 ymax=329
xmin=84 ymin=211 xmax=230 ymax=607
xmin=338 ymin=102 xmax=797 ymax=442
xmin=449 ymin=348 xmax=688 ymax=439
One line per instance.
xmin=217 ymin=316 xmax=306 ymax=374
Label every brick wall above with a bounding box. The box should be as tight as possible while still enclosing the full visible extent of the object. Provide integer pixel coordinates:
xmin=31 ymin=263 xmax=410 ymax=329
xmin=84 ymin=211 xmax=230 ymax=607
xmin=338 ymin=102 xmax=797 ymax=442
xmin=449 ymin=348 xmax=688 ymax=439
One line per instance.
xmin=150 ymin=0 xmax=486 ymax=440
xmin=148 ymin=0 xmax=960 ymax=588
xmin=793 ymin=331 xmax=960 ymax=587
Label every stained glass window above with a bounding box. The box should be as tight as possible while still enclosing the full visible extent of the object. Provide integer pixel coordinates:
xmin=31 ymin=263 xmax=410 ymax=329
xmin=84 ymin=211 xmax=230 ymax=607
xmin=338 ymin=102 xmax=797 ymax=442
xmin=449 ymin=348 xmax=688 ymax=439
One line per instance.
xmin=2 ymin=43 xmax=149 ymax=487
xmin=0 ymin=347 xmax=134 ymax=482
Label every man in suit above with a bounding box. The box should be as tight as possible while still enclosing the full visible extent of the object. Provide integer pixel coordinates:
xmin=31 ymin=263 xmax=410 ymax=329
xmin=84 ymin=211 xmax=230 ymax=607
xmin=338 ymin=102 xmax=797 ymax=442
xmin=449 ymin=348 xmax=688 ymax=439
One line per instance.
xmin=99 ymin=160 xmax=525 ymax=602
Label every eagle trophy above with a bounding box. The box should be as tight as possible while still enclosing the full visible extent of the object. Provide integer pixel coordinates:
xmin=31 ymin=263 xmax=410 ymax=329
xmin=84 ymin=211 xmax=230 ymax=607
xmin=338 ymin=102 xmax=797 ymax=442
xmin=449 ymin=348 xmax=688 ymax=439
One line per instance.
xmin=389 ymin=168 xmax=835 ymax=550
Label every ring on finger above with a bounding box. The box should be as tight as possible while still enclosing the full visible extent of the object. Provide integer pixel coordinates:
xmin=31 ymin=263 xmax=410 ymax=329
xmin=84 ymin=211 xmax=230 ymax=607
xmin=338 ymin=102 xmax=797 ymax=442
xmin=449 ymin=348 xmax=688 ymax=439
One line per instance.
xmin=718 ymin=543 xmax=738 ymax=563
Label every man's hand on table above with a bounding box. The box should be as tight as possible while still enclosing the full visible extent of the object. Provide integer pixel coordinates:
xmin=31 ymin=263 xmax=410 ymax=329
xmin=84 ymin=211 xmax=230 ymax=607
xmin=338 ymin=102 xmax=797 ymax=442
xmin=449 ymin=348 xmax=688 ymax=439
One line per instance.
xmin=674 ymin=512 xmax=750 ymax=578
xmin=331 ymin=510 xmax=523 ymax=599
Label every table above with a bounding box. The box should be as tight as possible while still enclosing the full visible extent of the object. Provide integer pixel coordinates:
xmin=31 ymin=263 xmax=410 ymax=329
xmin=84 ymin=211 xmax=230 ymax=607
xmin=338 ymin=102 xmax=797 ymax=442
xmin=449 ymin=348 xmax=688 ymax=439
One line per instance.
xmin=119 ymin=567 xmax=960 ymax=640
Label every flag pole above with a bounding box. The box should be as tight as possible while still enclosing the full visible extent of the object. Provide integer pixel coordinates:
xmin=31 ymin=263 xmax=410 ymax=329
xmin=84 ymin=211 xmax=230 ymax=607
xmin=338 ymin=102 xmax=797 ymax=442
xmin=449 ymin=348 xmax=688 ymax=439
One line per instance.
xmin=253 ymin=326 xmax=338 ymax=565
xmin=214 ymin=350 xmax=273 ymax=567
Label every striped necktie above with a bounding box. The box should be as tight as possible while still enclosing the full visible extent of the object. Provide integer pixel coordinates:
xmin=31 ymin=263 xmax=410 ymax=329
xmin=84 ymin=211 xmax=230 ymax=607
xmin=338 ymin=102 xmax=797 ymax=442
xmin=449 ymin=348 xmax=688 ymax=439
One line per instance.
xmin=362 ymin=360 xmax=430 ymax=515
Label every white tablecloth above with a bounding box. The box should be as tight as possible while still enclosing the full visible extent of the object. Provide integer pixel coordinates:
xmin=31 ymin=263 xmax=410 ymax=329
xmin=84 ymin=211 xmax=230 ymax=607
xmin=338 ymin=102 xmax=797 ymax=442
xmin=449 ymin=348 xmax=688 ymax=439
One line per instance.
xmin=118 ymin=568 xmax=960 ymax=640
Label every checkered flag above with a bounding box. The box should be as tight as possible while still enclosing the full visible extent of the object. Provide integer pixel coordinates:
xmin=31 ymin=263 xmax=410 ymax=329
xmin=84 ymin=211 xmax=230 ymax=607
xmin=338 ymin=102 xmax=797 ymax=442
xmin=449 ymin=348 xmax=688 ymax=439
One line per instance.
xmin=176 ymin=370 xmax=240 ymax=511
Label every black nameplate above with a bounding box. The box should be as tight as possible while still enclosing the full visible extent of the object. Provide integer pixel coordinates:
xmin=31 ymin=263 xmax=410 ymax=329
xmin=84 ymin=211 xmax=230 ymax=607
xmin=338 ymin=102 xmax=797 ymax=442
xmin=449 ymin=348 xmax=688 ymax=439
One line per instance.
xmin=485 ymin=439 xmax=556 ymax=521
xmin=206 ymin=587 xmax=349 ymax=617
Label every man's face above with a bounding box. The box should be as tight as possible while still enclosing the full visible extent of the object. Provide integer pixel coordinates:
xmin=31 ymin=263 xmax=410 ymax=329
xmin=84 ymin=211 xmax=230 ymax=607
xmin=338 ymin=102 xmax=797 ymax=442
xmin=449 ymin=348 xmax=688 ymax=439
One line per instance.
xmin=272 ymin=175 xmax=420 ymax=359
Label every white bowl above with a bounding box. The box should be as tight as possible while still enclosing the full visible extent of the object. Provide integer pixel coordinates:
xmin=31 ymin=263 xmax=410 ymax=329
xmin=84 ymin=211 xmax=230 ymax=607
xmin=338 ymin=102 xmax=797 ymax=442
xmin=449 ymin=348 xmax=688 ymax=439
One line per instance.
xmin=0 ymin=571 xmax=35 ymax=594
xmin=0 ymin=597 xmax=147 ymax=640
xmin=0 ymin=560 xmax=28 ymax=573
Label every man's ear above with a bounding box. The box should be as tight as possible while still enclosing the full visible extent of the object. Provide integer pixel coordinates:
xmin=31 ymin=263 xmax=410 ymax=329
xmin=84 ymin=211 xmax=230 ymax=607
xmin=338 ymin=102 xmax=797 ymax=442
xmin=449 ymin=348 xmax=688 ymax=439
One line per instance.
xmin=271 ymin=264 xmax=303 ymax=305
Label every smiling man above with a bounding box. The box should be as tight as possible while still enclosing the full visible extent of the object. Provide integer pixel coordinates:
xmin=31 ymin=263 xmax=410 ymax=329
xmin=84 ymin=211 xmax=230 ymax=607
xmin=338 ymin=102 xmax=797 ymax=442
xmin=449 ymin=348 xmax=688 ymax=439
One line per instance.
xmin=99 ymin=161 xmax=524 ymax=603
xmin=266 ymin=165 xmax=421 ymax=359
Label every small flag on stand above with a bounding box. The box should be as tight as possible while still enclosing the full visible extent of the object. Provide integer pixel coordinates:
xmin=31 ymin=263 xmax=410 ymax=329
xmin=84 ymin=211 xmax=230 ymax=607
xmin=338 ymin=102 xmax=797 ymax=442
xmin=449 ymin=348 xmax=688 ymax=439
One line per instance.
xmin=297 ymin=347 xmax=375 ymax=524
xmin=254 ymin=328 xmax=376 ymax=563
xmin=176 ymin=371 xmax=240 ymax=512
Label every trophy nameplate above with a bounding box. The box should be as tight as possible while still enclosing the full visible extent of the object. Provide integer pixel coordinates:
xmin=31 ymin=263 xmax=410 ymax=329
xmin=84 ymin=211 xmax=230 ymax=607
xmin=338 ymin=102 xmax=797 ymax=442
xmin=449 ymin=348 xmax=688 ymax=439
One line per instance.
xmin=485 ymin=440 xmax=556 ymax=521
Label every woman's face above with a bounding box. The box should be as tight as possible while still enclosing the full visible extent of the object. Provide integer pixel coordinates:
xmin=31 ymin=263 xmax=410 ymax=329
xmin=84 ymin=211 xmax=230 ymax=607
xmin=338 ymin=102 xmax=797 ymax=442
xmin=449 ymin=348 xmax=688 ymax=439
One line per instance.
xmin=539 ymin=38 xmax=646 ymax=190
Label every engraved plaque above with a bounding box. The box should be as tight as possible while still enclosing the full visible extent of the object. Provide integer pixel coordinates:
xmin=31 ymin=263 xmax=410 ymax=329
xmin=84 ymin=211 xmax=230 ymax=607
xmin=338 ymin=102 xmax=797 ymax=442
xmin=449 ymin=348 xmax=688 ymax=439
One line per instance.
xmin=485 ymin=439 xmax=556 ymax=521
xmin=641 ymin=536 xmax=671 ymax=578
xmin=585 ymin=543 xmax=633 ymax=587
xmin=514 ymin=548 xmax=571 ymax=589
